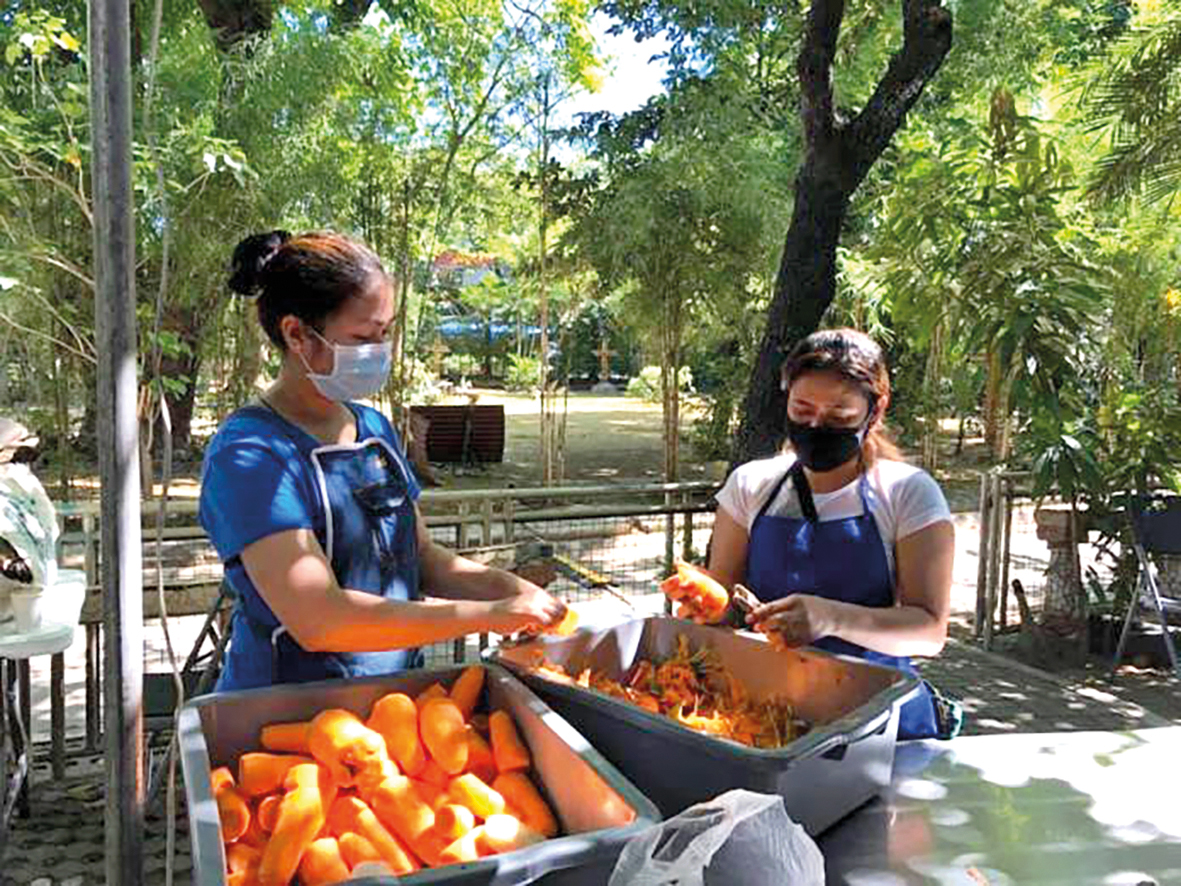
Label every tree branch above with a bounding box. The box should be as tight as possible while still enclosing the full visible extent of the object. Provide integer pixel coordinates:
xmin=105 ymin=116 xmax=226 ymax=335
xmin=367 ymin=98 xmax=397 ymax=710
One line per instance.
xmin=845 ymin=0 xmax=952 ymax=181
xmin=797 ymin=0 xmax=845 ymax=149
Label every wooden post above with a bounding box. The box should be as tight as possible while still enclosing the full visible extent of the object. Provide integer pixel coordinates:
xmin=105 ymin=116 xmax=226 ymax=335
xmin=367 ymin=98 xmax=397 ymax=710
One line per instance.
xmin=89 ymin=0 xmax=146 ymax=876
xmin=999 ymin=475 xmax=1013 ymax=631
xmin=984 ymin=471 xmax=1004 ymax=650
xmin=51 ymin=653 xmax=64 ymax=780
xmin=975 ymin=471 xmax=992 ymax=638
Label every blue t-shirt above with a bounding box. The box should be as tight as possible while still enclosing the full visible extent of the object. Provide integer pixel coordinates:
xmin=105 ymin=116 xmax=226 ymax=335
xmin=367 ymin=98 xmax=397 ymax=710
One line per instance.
xmin=199 ymin=402 xmax=423 ymax=685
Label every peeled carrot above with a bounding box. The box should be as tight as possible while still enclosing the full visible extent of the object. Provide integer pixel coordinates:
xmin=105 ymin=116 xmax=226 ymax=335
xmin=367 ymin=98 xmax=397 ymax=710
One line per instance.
xmin=438 ymin=827 xmax=483 ymax=865
xmin=418 ymin=759 xmax=451 ymax=790
xmin=419 ymin=698 xmax=469 ymax=775
xmin=449 ymin=666 xmax=485 ymax=720
xmin=238 ymin=753 xmax=315 ymax=799
xmin=297 ymin=837 xmax=351 ymax=886
xmin=353 ymin=756 xmax=398 ymax=806
xmin=411 ymin=778 xmax=449 ymax=812
xmin=464 ymin=729 xmax=497 ymax=783
xmin=257 ymin=795 xmax=283 ymax=833
xmin=448 ymin=773 xmax=506 ymax=819
xmin=327 ymin=796 xmax=420 ymax=876
xmin=238 ymin=814 xmax=269 ymax=850
xmin=492 ymin=773 xmax=557 ymax=838
xmin=257 ymin=763 xmax=336 ymax=886
xmin=211 ymin=766 xmax=251 ymax=843
xmin=307 ymin=709 xmax=390 ymax=788
xmin=661 ymin=561 xmax=729 ymax=620
xmin=366 ymin=693 xmax=426 ymax=777
xmin=415 ymin=682 xmax=448 ymax=709
xmin=370 ymin=775 xmax=438 ymax=863
xmin=226 ymin=842 xmax=261 ymax=874
xmin=227 ymin=870 xmax=260 ymax=886
xmin=488 ymin=711 xmax=531 ymax=773
xmin=433 ymin=804 xmax=476 ymax=841
xmin=260 ymin=721 xmax=311 ymax=755
xmin=479 ymin=814 xmax=546 ymax=855
xmin=337 ymin=831 xmax=382 ymax=869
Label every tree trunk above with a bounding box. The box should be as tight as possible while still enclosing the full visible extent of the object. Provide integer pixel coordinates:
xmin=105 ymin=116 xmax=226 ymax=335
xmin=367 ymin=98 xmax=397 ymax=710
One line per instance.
xmin=733 ymin=0 xmax=952 ymax=465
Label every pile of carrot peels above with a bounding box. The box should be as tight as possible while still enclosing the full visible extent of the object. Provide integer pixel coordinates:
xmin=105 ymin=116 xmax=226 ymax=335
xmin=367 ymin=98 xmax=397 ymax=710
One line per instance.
xmin=529 ymin=635 xmax=809 ymax=748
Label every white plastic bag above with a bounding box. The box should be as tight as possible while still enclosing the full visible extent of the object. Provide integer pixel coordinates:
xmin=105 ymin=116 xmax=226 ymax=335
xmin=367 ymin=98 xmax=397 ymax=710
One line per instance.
xmin=609 ymin=790 xmax=824 ymax=886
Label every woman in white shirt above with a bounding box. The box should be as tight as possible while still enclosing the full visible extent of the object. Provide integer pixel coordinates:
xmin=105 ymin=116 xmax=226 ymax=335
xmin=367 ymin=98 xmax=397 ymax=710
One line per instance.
xmin=705 ymin=328 xmax=957 ymax=739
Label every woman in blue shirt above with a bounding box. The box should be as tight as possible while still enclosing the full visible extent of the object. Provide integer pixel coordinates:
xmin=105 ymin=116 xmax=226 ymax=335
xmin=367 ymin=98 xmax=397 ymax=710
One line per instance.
xmin=199 ymin=230 xmax=567 ymax=691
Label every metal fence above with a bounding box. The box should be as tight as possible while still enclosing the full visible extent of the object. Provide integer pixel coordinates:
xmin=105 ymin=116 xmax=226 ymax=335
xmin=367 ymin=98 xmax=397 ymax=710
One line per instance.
xmin=45 ymin=480 xmax=721 ymax=755
xmin=975 ymin=469 xmax=1121 ymax=648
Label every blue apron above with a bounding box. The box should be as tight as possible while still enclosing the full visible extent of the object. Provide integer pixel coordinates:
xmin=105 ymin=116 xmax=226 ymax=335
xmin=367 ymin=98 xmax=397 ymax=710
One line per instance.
xmin=217 ymin=403 xmax=423 ymax=690
xmin=745 ymin=463 xmax=940 ymax=740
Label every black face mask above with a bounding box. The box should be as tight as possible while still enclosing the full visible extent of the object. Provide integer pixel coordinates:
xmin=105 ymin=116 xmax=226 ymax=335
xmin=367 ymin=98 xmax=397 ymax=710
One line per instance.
xmin=786 ymin=419 xmax=866 ymax=472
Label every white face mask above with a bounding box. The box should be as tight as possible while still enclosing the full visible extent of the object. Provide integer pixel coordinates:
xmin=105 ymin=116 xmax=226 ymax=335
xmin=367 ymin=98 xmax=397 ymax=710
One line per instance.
xmin=301 ymin=329 xmax=392 ymax=402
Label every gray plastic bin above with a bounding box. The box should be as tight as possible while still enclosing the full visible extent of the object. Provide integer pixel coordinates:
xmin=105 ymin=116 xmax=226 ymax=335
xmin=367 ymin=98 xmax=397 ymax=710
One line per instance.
xmin=179 ymin=663 xmax=659 ymax=885
xmin=489 ymin=617 xmax=921 ymax=835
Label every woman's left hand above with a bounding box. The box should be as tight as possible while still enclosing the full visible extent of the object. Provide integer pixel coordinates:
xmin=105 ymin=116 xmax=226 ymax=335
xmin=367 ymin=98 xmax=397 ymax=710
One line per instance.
xmin=746 ymin=594 xmax=837 ymax=649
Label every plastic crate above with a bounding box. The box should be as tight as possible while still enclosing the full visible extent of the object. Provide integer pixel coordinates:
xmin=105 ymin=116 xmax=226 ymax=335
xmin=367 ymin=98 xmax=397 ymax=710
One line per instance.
xmin=489 ymin=617 xmax=920 ymax=835
xmin=179 ymin=663 xmax=659 ymax=885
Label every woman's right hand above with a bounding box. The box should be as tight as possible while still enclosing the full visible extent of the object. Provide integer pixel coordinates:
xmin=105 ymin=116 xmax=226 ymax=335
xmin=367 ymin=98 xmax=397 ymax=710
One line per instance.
xmin=487 ymin=583 xmax=568 ymax=635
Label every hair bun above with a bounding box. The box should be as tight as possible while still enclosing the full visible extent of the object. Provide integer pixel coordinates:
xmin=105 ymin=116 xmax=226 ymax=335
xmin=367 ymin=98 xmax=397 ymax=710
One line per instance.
xmin=228 ymin=229 xmax=291 ymax=296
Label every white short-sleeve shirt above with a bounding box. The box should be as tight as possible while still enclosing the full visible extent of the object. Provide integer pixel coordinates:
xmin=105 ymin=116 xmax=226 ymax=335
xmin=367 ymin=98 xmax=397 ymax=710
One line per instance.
xmin=715 ymin=454 xmax=951 ymax=581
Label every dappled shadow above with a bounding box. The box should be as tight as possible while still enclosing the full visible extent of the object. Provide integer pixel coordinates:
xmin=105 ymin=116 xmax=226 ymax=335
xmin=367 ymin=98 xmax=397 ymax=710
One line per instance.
xmin=821 ymin=730 xmax=1181 ymax=885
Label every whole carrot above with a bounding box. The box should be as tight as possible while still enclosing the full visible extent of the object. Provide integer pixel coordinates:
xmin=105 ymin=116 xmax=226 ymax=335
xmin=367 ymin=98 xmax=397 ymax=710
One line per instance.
xmin=366 ymin=692 xmax=425 ymax=776
xmin=419 ymin=698 xmax=469 ymax=775
xmin=488 ymin=711 xmax=531 ymax=773
xmin=448 ymin=666 xmax=485 ymax=720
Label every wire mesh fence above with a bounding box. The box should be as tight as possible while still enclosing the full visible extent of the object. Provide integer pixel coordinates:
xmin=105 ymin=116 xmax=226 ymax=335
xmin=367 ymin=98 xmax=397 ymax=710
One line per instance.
xmin=46 ymin=482 xmax=722 ymax=743
xmin=976 ymin=470 xmax=1122 ymax=646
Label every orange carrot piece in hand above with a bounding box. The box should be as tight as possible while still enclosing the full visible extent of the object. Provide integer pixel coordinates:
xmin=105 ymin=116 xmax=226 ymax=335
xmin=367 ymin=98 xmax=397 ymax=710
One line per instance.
xmin=238 ymin=753 xmax=315 ymax=799
xmin=297 ymin=837 xmax=351 ymax=886
xmin=488 ymin=711 xmax=531 ymax=773
xmin=327 ymin=796 xmax=420 ymax=876
xmin=546 ymin=608 xmax=579 ymax=636
xmin=492 ymin=773 xmax=557 ymax=838
xmin=449 ymin=666 xmax=485 ymax=721
xmin=433 ymin=804 xmax=476 ymax=842
xmin=259 ymin=721 xmax=311 ymax=755
xmin=367 ymin=693 xmax=425 ymax=777
xmin=420 ymin=698 xmax=469 ymax=775
xmin=258 ymin=763 xmax=336 ymax=886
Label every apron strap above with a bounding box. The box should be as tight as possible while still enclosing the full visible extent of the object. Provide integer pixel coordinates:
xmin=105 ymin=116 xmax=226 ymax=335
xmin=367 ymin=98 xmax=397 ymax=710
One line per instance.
xmin=754 ymin=463 xmax=798 ymax=524
xmin=788 ymin=462 xmax=820 ymax=523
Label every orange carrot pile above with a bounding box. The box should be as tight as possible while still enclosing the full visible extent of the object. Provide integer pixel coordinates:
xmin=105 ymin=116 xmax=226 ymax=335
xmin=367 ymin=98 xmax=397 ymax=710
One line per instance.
xmin=211 ymin=665 xmax=562 ymax=885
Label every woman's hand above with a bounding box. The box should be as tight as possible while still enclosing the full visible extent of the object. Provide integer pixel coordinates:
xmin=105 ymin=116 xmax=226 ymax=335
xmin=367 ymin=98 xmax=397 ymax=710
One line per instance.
xmin=487 ymin=582 xmax=568 ymax=635
xmin=747 ymin=594 xmax=836 ymax=649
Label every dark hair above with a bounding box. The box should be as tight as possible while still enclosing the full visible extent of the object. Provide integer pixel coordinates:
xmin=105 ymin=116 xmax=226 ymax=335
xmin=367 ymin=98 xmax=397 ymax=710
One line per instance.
xmin=780 ymin=327 xmax=903 ymax=466
xmin=228 ymin=230 xmax=387 ymax=349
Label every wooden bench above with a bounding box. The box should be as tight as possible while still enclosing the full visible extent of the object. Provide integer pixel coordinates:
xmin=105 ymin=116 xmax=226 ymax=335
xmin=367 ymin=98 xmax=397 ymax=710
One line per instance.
xmin=411 ymin=404 xmax=505 ymax=464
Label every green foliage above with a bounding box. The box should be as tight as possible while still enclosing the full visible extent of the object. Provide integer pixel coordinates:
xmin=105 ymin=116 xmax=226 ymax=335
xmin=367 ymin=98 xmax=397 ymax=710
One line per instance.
xmin=626 ymin=365 xmax=691 ymax=401
xmin=505 ymin=354 xmax=543 ymax=391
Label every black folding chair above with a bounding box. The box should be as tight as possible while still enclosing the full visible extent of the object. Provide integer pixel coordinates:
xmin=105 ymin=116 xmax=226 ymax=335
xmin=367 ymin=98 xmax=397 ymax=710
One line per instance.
xmin=1113 ymin=496 xmax=1181 ymax=678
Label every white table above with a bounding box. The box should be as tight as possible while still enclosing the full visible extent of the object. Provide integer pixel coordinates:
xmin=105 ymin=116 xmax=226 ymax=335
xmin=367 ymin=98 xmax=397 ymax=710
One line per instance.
xmin=0 ymin=615 xmax=78 ymax=845
xmin=818 ymin=727 xmax=1181 ymax=885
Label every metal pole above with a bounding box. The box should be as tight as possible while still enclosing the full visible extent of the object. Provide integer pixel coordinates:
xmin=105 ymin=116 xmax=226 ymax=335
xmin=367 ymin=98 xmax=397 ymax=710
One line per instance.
xmin=88 ymin=0 xmax=145 ymax=879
